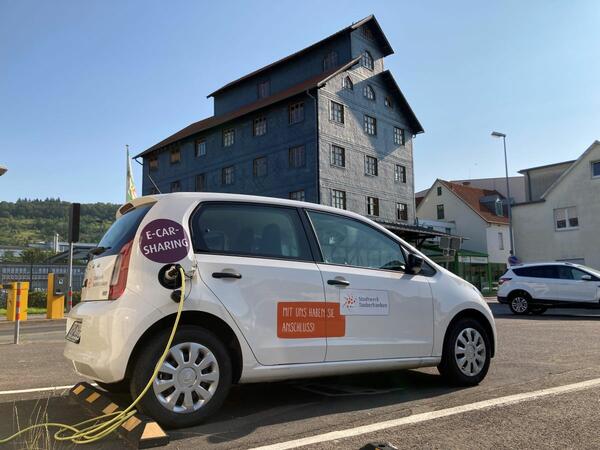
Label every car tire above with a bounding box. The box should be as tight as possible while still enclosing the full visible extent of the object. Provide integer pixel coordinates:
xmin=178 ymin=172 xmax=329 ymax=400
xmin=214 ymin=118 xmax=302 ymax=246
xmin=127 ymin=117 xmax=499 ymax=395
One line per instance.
xmin=96 ymin=379 xmax=130 ymax=394
xmin=438 ymin=317 xmax=491 ymax=386
xmin=530 ymin=306 xmax=547 ymax=315
xmin=130 ymin=325 xmax=232 ymax=429
xmin=509 ymin=292 xmax=531 ymax=315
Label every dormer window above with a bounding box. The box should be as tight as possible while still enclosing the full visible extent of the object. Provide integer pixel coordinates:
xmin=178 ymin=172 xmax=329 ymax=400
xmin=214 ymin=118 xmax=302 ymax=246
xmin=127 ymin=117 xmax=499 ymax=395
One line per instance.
xmin=362 ymin=26 xmax=374 ymax=40
xmin=363 ymin=84 xmax=375 ymax=101
xmin=495 ymin=198 xmax=504 ymax=216
xmin=257 ymin=80 xmax=270 ymax=99
xmin=385 ymin=96 xmax=392 ymax=108
xmin=323 ymin=51 xmax=338 ymax=71
xmin=361 ymin=50 xmax=374 ymax=70
xmin=342 ymin=76 xmax=353 ymax=91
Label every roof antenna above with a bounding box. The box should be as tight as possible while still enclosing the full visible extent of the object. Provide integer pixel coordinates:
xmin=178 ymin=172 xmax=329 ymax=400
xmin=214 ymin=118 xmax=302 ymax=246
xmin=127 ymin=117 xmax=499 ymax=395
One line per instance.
xmin=133 ymin=156 xmax=162 ymax=194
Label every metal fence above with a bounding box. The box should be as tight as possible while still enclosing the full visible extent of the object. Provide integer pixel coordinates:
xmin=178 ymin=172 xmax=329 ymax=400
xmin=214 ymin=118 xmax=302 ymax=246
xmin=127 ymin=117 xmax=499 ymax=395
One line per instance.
xmin=0 ymin=263 xmax=85 ymax=292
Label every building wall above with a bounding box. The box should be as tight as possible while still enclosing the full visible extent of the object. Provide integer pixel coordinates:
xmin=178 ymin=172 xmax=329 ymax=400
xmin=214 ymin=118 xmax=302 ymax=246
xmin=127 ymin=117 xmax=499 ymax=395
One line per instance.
xmin=485 ymin=224 xmax=510 ymax=265
xmin=142 ymin=93 xmax=319 ymax=202
xmin=523 ymin=161 xmax=572 ymax=202
xmin=513 ymin=143 xmax=600 ymax=269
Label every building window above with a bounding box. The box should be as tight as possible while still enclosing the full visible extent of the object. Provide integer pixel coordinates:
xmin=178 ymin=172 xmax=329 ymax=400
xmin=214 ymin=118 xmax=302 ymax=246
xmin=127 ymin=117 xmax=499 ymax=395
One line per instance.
xmin=367 ymin=197 xmax=379 ymax=216
xmin=170 ymin=146 xmax=181 ymax=164
xmin=195 ymin=173 xmax=206 ymax=192
xmin=149 ymin=155 xmax=158 ymax=171
xmin=257 ymin=80 xmax=270 ymax=99
xmin=361 ymin=50 xmax=374 ymax=70
xmin=437 ymin=186 xmax=442 ymax=196
xmin=222 ymin=166 xmax=235 ymax=185
xmin=253 ymin=156 xmax=268 ymax=178
xmin=362 ymin=26 xmax=374 ymax=40
xmin=323 ymin=51 xmax=338 ymax=71
xmin=170 ymin=180 xmax=181 ymax=192
xmin=364 ymin=115 xmax=377 ymax=135
xmin=289 ymin=102 xmax=304 ymax=124
xmin=330 ymin=101 xmax=344 ymax=124
xmin=385 ymin=96 xmax=393 ymax=108
xmin=342 ymin=76 xmax=353 ymax=90
xmin=592 ymin=161 xmax=600 ymax=178
xmin=253 ymin=116 xmax=267 ymax=136
xmin=363 ymin=84 xmax=375 ymax=100
xmin=495 ymin=198 xmax=504 ymax=216
xmin=332 ymin=189 xmax=346 ymax=210
xmin=394 ymin=127 xmax=405 ymax=146
xmin=195 ymin=139 xmax=206 ymax=157
xmin=397 ymin=202 xmax=408 ymax=221
xmin=289 ymin=145 xmax=305 ymax=168
xmin=498 ymin=232 xmax=504 ymax=251
xmin=554 ymin=206 xmax=578 ymax=230
xmin=223 ymin=128 xmax=235 ymax=147
xmin=395 ymin=164 xmax=406 ymax=183
xmin=289 ymin=190 xmax=305 ymax=201
xmin=365 ymin=155 xmax=378 ymax=176
xmin=331 ymin=145 xmax=345 ymax=167
xmin=437 ymin=204 xmax=445 ymax=220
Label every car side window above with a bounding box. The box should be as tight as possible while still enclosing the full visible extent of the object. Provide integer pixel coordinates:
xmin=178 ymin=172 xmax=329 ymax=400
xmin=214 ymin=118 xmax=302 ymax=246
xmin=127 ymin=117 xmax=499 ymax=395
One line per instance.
xmin=570 ymin=268 xmax=595 ymax=281
xmin=515 ymin=266 xmax=558 ymax=278
xmin=557 ymin=266 xmax=574 ymax=280
xmin=307 ymin=211 xmax=405 ymax=271
xmin=191 ymin=203 xmax=312 ymax=261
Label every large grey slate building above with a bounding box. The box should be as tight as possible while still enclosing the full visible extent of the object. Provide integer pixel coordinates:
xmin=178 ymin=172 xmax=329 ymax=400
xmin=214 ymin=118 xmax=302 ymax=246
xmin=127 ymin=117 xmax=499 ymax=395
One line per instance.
xmin=137 ymin=15 xmax=430 ymax=240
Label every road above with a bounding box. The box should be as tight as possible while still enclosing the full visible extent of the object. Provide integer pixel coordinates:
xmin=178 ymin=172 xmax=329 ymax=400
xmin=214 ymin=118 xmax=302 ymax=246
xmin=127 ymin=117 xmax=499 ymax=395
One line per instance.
xmin=1 ymin=303 xmax=599 ymax=449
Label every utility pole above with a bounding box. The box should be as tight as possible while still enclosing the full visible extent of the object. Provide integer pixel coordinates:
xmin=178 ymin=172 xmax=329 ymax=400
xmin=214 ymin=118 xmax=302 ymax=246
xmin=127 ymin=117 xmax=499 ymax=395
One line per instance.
xmin=491 ymin=131 xmax=515 ymax=255
xmin=67 ymin=203 xmax=80 ymax=312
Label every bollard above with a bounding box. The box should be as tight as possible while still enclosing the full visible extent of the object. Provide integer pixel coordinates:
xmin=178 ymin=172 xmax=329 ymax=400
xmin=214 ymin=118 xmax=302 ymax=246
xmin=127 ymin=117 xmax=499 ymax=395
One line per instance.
xmin=13 ymin=282 xmax=21 ymax=344
xmin=6 ymin=281 xmax=29 ymax=321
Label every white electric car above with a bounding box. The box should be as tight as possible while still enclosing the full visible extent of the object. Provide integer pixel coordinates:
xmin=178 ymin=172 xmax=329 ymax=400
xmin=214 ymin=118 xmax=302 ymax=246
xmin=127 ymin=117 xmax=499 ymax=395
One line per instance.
xmin=498 ymin=262 xmax=600 ymax=315
xmin=64 ymin=193 xmax=496 ymax=428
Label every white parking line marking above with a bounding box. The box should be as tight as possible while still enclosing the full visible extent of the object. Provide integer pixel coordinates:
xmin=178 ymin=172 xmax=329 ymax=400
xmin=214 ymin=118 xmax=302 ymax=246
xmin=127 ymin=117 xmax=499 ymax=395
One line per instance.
xmin=0 ymin=383 xmax=96 ymax=396
xmin=252 ymin=377 xmax=600 ymax=450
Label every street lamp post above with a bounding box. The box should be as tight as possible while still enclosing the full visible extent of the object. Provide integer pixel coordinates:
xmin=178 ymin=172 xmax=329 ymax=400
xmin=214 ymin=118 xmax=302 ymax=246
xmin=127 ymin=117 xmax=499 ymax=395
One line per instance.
xmin=491 ymin=131 xmax=515 ymax=255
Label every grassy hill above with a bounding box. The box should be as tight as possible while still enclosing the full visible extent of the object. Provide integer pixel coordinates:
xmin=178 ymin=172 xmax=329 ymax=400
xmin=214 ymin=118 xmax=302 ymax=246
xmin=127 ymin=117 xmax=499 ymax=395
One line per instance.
xmin=0 ymin=198 xmax=119 ymax=246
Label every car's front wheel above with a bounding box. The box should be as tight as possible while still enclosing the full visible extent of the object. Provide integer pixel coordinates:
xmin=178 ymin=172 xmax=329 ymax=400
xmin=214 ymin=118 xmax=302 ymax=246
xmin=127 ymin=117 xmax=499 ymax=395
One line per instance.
xmin=509 ymin=292 xmax=531 ymax=315
xmin=130 ymin=325 xmax=232 ymax=429
xmin=438 ymin=317 xmax=491 ymax=386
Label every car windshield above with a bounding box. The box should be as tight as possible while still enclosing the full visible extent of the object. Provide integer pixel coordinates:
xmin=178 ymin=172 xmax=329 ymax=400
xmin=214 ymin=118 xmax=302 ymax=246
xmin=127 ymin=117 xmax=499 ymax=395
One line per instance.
xmin=94 ymin=204 xmax=153 ymax=258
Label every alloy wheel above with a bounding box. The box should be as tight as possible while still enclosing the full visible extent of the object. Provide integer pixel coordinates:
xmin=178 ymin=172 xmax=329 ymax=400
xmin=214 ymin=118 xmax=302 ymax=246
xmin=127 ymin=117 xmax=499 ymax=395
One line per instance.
xmin=511 ymin=296 xmax=528 ymax=314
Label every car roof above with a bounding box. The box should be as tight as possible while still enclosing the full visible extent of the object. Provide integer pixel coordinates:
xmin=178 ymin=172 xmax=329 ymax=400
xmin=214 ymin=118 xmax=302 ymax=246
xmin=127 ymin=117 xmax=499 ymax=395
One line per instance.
xmin=509 ymin=261 xmax=581 ymax=269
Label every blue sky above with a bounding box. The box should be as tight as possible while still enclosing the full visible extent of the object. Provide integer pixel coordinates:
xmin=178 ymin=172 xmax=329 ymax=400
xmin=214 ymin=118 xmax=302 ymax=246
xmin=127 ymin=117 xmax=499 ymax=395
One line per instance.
xmin=1 ymin=0 xmax=599 ymax=203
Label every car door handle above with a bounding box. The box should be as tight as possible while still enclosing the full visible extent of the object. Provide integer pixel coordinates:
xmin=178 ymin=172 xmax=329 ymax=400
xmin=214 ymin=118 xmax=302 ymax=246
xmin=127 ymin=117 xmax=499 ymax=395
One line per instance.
xmin=212 ymin=271 xmax=242 ymax=280
xmin=327 ymin=279 xmax=350 ymax=287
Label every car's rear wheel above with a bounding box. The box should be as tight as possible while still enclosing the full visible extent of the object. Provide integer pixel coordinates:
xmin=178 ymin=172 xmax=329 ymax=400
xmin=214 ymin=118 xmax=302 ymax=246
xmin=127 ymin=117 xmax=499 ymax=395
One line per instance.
xmin=438 ymin=317 xmax=491 ymax=386
xmin=509 ymin=292 xmax=531 ymax=315
xmin=130 ymin=325 xmax=232 ymax=429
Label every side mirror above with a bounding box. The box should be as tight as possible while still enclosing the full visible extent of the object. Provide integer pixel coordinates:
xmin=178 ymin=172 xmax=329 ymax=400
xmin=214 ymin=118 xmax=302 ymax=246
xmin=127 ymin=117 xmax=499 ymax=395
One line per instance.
xmin=406 ymin=253 xmax=424 ymax=275
xmin=581 ymin=275 xmax=593 ymax=281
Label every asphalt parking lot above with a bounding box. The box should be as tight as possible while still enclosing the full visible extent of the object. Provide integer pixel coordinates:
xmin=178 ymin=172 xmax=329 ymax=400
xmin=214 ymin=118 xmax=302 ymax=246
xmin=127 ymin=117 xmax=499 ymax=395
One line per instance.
xmin=1 ymin=302 xmax=599 ymax=449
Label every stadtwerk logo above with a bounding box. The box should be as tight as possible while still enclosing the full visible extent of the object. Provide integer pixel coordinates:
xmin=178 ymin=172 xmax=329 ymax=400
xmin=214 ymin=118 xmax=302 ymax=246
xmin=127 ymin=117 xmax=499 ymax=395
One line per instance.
xmin=343 ymin=294 xmax=357 ymax=309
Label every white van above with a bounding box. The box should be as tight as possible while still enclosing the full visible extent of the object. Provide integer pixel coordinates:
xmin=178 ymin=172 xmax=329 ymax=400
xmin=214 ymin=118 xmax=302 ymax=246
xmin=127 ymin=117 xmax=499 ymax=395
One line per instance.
xmin=64 ymin=193 xmax=496 ymax=428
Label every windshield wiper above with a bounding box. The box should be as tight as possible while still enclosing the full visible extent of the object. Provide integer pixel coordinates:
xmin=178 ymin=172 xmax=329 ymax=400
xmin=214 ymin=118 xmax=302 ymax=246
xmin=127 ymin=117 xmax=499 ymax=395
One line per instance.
xmin=88 ymin=246 xmax=111 ymax=256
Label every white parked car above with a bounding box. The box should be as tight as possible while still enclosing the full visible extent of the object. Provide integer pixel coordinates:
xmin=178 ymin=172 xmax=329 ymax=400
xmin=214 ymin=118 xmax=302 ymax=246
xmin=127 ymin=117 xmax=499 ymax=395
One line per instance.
xmin=64 ymin=193 xmax=496 ymax=428
xmin=498 ymin=262 xmax=600 ymax=315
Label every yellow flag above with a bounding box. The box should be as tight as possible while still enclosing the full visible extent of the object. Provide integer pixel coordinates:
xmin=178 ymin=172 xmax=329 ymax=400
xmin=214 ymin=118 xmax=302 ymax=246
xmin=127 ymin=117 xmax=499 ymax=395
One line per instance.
xmin=126 ymin=145 xmax=137 ymax=202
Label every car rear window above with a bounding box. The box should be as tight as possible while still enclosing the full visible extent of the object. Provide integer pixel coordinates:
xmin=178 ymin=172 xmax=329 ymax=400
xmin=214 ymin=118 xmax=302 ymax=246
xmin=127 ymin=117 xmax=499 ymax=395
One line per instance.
xmin=94 ymin=204 xmax=154 ymax=258
xmin=513 ymin=266 xmax=558 ymax=278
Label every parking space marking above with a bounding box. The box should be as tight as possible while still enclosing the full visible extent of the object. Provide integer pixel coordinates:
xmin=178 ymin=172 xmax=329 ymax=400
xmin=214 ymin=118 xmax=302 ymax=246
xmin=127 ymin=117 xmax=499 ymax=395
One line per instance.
xmin=252 ymin=377 xmax=600 ymax=450
xmin=0 ymin=384 xmax=95 ymax=396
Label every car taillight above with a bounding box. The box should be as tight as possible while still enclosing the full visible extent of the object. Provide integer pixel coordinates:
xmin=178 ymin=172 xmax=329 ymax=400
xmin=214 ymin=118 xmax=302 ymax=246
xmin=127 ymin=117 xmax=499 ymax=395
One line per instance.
xmin=108 ymin=240 xmax=133 ymax=300
xmin=498 ymin=277 xmax=512 ymax=285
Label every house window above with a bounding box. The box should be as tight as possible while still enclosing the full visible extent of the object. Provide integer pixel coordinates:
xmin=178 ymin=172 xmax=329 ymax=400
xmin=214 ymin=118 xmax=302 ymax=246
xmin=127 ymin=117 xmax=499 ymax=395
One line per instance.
xmin=397 ymin=202 xmax=408 ymax=221
xmin=195 ymin=173 xmax=206 ymax=192
xmin=498 ymin=232 xmax=504 ymax=250
xmin=323 ymin=51 xmax=338 ymax=71
xmin=289 ymin=190 xmax=305 ymax=201
xmin=361 ymin=50 xmax=374 ymax=70
xmin=331 ymin=145 xmax=345 ymax=167
xmin=394 ymin=127 xmax=405 ymax=146
xmin=395 ymin=164 xmax=406 ymax=183
xmin=364 ymin=115 xmax=377 ymax=135
xmin=592 ymin=161 xmax=600 ymax=178
xmin=437 ymin=204 xmax=445 ymax=220
xmin=330 ymin=101 xmax=344 ymax=124
xmin=362 ymin=26 xmax=374 ymax=40
xmin=342 ymin=76 xmax=353 ymax=90
xmin=554 ymin=206 xmax=578 ymax=230
xmin=495 ymin=198 xmax=504 ymax=216
xmin=385 ymin=96 xmax=393 ymax=108
xmin=289 ymin=102 xmax=304 ymax=124
xmin=195 ymin=139 xmax=206 ymax=157
xmin=149 ymin=155 xmax=158 ymax=171
xmin=363 ymin=85 xmax=375 ymax=100
xmin=170 ymin=180 xmax=181 ymax=192
xmin=222 ymin=166 xmax=235 ymax=185
xmin=170 ymin=146 xmax=181 ymax=164
xmin=223 ymin=128 xmax=235 ymax=147
xmin=289 ymin=145 xmax=305 ymax=168
xmin=332 ymin=189 xmax=346 ymax=210
xmin=253 ymin=116 xmax=267 ymax=136
xmin=257 ymin=80 xmax=270 ymax=99
xmin=253 ymin=156 xmax=268 ymax=178
xmin=365 ymin=155 xmax=378 ymax=176
xmin=437 ymin=186 xmax=442 ymax=196
xmin=367 ymin=196 xmax=379 ymax=216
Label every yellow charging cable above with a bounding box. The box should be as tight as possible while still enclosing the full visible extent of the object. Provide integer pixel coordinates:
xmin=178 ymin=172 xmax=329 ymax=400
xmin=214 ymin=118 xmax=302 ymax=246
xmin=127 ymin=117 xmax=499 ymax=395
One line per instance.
xmin=0 ymin=267 xmax=187 ymax=446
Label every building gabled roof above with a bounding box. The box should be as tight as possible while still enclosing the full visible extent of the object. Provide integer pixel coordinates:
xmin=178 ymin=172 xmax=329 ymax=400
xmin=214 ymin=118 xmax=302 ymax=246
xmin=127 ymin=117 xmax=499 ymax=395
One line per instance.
xmin=437 ymin=179 xmax=510 ymax=225
xmin=518 ymin=159 xmax=575 ymax=174
xmin=376 ymin=70 xmax=424 ymax=134
xmin=207 ymin=15 xmax=393 ymax=98
xmin=135 ymin=60 xmax=360 ymax=158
